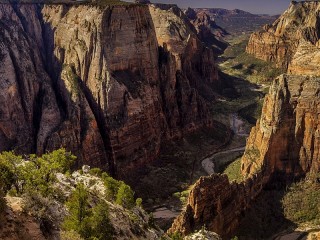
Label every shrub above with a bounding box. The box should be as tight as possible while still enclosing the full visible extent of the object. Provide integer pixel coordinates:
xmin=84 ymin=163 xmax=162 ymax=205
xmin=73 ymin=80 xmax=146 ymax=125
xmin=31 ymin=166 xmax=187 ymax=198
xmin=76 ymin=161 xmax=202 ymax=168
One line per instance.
xmin=63 ymin=183 xmax=92 ymax=238
xmin=102 ymin=173 xmax=121 ymax=201
xmin=90 ymin=201 xmax=114 ymax=240
xmin=63 ymin=184 xmax=114 ymax=240
xmin=89 ymin=168 xmax=102 ymax=177
xmin=135 ymin=198 xmax=143 ymax=208
xmin=0 ymin=149 xmax=75 ymax=196
xmin=116 ymin=182 xmax=135 ymax=209
xmin=23 ymin=191 xmax=64 ymax=235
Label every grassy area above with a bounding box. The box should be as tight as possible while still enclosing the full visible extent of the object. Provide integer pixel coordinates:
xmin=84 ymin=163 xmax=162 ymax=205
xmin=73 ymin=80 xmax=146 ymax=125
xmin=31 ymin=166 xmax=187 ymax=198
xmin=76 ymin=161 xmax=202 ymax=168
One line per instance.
xmin=223 ymin=158 xmax=242 ymax=183
xmin=219 ymin=35 xmax=285 ymax=84
xmin=282 ymin=179 xmax=320 ymax=225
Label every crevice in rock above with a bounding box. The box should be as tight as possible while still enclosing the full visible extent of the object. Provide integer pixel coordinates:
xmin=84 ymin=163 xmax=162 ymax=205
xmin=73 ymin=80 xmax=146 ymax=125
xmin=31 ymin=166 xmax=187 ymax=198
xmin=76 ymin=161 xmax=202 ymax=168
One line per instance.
xmin=70 ymin=65 xmax=116 ymax=177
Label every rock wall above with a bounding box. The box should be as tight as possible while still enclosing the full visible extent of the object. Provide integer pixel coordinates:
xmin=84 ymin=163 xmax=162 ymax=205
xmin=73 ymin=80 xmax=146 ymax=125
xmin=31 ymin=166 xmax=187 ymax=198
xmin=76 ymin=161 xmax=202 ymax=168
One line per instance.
xmin=170 ymin=2 xmax=320 ymax=238
xmin=242 ymin=74 xmax=320 ymax=179
xmin=246 ymin=1 xmax=320 ymax=69
xmin=169 ymin=74 xmax=320 ymax=238
xmin=169 ymin=173 xmax=266 ymax=239
xmin=184 ymin=8 xmax=228 ymax=55
xmin=0 ymin=3 xmax=220 ymax=176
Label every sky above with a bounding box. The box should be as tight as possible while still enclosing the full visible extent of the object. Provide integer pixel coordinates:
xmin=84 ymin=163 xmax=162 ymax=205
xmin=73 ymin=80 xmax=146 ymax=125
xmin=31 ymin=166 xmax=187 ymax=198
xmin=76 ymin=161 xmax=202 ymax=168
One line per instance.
xmin=131 ymin=0 xmax=296 ymax=15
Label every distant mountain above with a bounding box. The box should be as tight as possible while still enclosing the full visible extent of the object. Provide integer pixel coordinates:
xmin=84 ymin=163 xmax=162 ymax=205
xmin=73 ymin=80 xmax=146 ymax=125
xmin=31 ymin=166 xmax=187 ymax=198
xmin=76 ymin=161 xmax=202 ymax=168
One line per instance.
xmin=184 ymin=7 xmax=229 ymax=55
xmin=194 ymin=8 xmax=278 ymax=35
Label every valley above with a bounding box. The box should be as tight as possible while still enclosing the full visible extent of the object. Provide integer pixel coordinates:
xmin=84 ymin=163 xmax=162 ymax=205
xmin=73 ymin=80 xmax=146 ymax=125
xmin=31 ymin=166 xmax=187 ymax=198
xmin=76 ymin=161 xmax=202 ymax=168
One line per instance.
xmin=0 ymin=1 xmax=320 ymax=240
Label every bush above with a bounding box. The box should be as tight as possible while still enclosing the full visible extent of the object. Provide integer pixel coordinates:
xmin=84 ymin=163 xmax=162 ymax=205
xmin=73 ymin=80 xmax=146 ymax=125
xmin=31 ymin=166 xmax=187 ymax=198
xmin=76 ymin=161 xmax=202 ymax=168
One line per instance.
xmin=0 ymin=149 xmax=76 ymax=196
xmin=116 ymin=182 xmax=135 ymax=209
xmin=102 ymin=173 xmax=121 ymax=201
xmin=89 ymin=168 xmax=102 ymax=177
xmin=23 ymin=191 xmax=64 ymax=235
xmin=63 ymin=184 xmax=92 ymax=238
xmin=90 ymin=201 xmax=114 ymax=240
xmin=135 ymin=198 xmax=142 ymax=208
xmin=63 ymin=184 xmax=114 ymax=240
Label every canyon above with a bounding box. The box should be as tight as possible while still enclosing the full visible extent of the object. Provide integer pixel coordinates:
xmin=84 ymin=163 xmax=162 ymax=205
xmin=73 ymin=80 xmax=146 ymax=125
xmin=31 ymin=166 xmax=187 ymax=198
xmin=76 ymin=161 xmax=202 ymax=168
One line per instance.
xmin=169 ymin=1 xmax=320 ymax=239
xmin=0 ymin=1 xmax=222 ymax=178
xmin=1 ymin=0 xmax=320 ymax=239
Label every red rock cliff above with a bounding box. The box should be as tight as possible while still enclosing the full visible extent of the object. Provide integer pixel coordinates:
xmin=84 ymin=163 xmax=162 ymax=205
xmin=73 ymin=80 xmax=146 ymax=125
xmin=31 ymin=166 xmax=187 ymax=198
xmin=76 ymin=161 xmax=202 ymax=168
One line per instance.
xmin=246 ymin=1 xmax=320 ymax=69
xmin=0 ymin=3 xmax=220 ymax=176
xmin=170 ymin=2 xmax=320 ymax=238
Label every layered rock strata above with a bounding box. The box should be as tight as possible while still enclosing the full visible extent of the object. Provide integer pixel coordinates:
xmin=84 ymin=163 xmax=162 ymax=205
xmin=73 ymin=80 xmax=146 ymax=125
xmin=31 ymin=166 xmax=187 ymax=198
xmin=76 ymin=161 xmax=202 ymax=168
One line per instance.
xmin=184 ymin=8 xmax=228 ymax=55
xmin=0 ymin=3 xmax=220 ymax=176
xmin=246 ymin=1 xmax=320 ymax=69
xmin=170 ymin=2 xmax=320 ymax=238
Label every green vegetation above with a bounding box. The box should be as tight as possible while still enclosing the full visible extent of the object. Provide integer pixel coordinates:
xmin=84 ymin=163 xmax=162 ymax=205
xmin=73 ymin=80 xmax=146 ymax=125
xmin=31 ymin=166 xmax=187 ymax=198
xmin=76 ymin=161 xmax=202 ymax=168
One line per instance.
xmin=0 ymin=149 xmax=75 ymax=197
xmin=172 ymin=188 xmax=191 ymax=206
xmin=0 ymin=150 xmax=147 ymax=239
xmin=168 ymin=232 xmax=183 ymax=240
xmin=282 ymin=179 xmax=320 ymax=225
xmin=63 ymin=184 xmax=114 ymax=240
xmin=223 ymin=158 xmax=242 ymax=182
xmin=220 ymin=36 xmax=285 ymax=84
xmin=116 ymin=182 xmax=135 ymax=209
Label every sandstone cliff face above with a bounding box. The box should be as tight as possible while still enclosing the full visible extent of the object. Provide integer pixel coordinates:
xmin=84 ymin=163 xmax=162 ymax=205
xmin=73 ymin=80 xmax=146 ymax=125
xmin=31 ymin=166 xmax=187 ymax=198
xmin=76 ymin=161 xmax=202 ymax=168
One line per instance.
xmin=169 ymin=74 xmax=320 ymax=238
xmin=0 ymin=4 xmax=61 ymax=155
xmin=184 ymin=8 xmax=228 ymax=55
xmin=0 ymin=3 xmax=220 ymax=176
xmin=169 ymin=174 xmax=265 ymax=238
xmin=242 ymin=74 xmax=320 ymax=179
xmin=170 ymin=3 xmax=320 ymax=237
xmin=246 ymin=1 xmax=320 ymax=69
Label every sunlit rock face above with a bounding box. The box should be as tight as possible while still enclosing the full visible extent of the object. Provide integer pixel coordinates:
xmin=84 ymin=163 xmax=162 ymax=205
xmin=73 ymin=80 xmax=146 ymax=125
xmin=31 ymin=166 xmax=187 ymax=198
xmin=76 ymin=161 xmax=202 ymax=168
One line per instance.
xmin=247 ymin=1 xmax=320 ymax=69
xmin=169 ymin=2 xmax=320 ymax=238
xmin=0 ymin=3 xmax=220 ymax=176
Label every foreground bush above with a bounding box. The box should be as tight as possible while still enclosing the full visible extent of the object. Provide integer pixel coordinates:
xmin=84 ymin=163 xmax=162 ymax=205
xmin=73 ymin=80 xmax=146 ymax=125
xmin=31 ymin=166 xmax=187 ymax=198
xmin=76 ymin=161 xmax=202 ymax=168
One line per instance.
xmin=63 ymin=184 xmax=114 ymax=240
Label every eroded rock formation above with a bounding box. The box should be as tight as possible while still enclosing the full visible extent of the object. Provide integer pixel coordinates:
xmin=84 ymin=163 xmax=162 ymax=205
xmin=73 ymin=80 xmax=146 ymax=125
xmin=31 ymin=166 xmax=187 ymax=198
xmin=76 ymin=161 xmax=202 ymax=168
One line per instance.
xmin=246 ymin=1 xmax=320 ymax=69
xmin=170 ymin=2 xmax=320 ymax=238
xmin=184 ymin=8 xmax=229 ymax=55
xmin=0 ymin=2 xmax=220 ymax=176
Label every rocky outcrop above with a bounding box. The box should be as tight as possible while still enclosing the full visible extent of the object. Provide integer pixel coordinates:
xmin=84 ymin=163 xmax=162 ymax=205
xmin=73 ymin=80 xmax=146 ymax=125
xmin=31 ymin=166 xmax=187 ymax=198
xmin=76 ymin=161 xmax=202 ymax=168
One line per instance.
xmin=170 ymin=3 xmax=320 ymax=238
xmin=184 ymin=8 xmax=228 ymax=55
xmin=169 ymin=74 xmax=320 ymax=238
xmin=242 ymin=74 xmax=320 ymax=179
xmin=169 ymin=173 xmax=266 ymax=239
xmin=0 ymin=2 xmax=220 ymax=176
xmin=246 ymin=1 xmax=320 ymax=69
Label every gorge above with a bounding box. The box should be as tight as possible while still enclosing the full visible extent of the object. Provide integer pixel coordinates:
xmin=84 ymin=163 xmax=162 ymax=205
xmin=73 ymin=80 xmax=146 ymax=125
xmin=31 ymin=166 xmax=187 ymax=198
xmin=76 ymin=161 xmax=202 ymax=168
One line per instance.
xmin=1 ymin=0 xmax=320 ymax=240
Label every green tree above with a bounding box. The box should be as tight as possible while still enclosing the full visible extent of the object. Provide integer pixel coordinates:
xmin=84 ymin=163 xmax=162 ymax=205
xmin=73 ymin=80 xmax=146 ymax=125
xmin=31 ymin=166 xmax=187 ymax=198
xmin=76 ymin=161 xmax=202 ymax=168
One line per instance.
xmin=0 ymin=149 xmax=75 ymax=196
xmin=90 ymin=201 xmax=114 ymax=240
xmin=116 ymin=182 xmax=135 ymax=209
xmin=135 ymin=198 xmax=143 ymax=208
xmin=102 ymin=173 xmax=121 ymax=201
xmin=63 ymin=183 xmax=92 ymax=238
xmin=0 ymin=161 xmax=15 ymax=213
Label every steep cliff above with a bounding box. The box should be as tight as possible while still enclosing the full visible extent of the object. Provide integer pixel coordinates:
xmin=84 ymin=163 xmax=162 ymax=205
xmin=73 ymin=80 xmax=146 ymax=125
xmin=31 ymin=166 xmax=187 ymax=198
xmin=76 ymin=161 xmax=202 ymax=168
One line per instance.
xmin=169 ymin=173 xmax=265 ymax=238
xmin=246 ymin=1 xmax=320 ymax=69
xmin=242 ymin=74 xmax=320 ymax=179
xmin=184 ymin=8 xmax=228 ymax=55
xmin=0 ymin=2 xmax=220 ymax=176
xmin=170 ymin=2 xmax=320 ymax=238
xmin=169 ymin=73 xmax=320 ymax=237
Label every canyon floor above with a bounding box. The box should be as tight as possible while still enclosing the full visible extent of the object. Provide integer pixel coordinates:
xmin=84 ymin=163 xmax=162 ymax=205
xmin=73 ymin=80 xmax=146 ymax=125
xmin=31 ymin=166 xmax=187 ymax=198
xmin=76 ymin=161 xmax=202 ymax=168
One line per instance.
xmin=127 ymin=33 xmax=268 ymax=231
xmin=128 ymin=32 xmax=320 ymax=239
